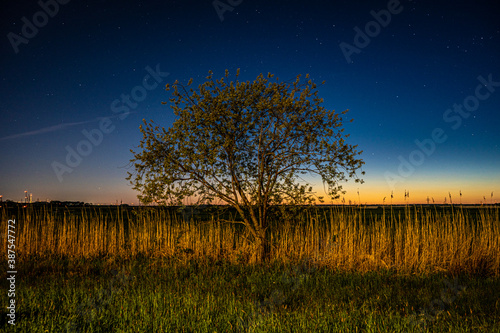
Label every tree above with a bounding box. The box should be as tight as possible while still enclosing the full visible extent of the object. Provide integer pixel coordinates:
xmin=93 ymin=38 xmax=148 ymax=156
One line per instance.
xmin=127 ymin=69 xmax=365 ymax=263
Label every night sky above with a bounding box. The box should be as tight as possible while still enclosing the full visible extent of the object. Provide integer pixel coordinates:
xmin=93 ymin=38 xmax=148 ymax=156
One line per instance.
xmin=1 ymin=0 xmax=499 ymax=205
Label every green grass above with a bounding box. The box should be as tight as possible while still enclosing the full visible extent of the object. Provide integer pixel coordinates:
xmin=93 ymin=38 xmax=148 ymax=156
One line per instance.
xmin=1 ymin=255 xmax=499 ymax=332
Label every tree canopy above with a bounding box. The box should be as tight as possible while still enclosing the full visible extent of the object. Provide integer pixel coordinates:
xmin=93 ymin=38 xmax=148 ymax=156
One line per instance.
xmin=127 ymin=69 xmax=364 ymax=262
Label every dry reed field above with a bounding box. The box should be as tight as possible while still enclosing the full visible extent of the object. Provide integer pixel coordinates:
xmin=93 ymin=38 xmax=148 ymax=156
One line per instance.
xmin=1 ymin=204 xmax=500 ymax=332
xmin=2 ymin=204 xmax=499 ymax=276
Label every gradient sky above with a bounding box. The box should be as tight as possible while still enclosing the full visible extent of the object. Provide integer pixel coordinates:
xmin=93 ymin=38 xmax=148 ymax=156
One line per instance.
xmin=1 ymin=0 xmax=499 ymax=205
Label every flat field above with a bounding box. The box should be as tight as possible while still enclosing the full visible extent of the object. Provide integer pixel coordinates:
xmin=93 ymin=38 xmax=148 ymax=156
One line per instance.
xmin=1 ymin=204 xmax=499 ymax=332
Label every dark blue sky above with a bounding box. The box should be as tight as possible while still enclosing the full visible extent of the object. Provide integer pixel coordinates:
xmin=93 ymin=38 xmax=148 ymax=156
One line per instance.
xmin=1 ymin=0 xmax=499 ymax=204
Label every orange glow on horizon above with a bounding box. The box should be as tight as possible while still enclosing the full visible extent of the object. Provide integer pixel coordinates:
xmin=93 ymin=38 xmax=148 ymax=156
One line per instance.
xmin=314 ymin=179 xmax=498 ymax=205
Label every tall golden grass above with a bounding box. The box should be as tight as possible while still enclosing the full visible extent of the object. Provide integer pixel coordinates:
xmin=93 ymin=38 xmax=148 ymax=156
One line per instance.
xmin=1 ymin=205 xmax=498 ymax=275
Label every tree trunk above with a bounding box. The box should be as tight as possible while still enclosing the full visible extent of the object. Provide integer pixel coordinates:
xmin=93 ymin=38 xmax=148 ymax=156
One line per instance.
xmin=254 ymin=227 xmax=271 ymax=263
